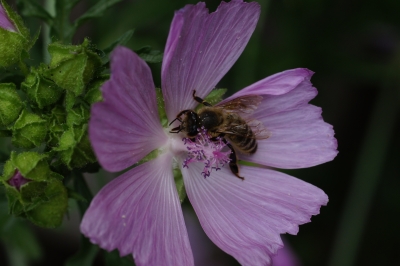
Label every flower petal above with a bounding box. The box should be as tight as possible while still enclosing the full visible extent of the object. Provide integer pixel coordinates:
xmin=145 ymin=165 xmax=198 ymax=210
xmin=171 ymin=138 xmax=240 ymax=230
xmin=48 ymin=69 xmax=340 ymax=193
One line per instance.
xmin=162 ymin=0 xmax=260 ymax=120
xmin=81 ymin=154 xmax=194 ymax=266
xmin=89 ymin=46 xmax=167 ymax=172
xmin=182 ymin=164 xmax=328 ymax=266
xmin=0 ymin=3 xmax=16 ymax=32
xmin=219 ymin=68 xmax=313 ymax=105
xmin=240 ymin=78 xmax=338 ymax=168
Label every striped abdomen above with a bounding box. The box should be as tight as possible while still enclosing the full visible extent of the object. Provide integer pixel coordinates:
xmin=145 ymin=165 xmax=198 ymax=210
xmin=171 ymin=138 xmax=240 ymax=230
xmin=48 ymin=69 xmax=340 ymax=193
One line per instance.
xmin=225 ymin=114 xmax=258 ymax=154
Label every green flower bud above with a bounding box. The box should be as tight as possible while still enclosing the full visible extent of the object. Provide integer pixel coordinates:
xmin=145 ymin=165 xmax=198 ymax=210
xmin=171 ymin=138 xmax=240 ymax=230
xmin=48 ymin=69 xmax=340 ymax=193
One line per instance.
xmin=54 ymin=124 xmax=96 ymax=169
xmin=66 ymin=104 xmax=89 ymax=127
xmin=45 ymin=38 xmax=102 ymax=96
xmin=21 ymin=65 xmax=63 ymax=109
xmin=0 ymin=83 xmax=23 ymax=126
xmin=84 ymin=75 xmax=108 ymax=105
xmin=12 ymin=109 xmax=47 ymax=148
xmin=0 ymin=0 xmax=30 ymax=67
xmin=1 ymin=152 xmax=68 ymax=228
xmin=46 ymin=106 xmax=66 ymax=147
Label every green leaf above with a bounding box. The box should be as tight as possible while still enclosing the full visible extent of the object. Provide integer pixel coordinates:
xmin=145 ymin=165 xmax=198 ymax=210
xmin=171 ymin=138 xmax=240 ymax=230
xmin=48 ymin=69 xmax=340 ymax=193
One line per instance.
xmin=202 ymin=88 xmax=227 ymax=106
xmin=63 ymin=0 xmax=81 ymax=11
xmin=0 ymin=202 xmax=42 ymax=264
xmin=51 ymin=0 xmax=76 ymax=42
xmin=72 ymin=171 xmax=92 ymax=214
xmin=135 ymin=46 xmax=163 ymax=64
xmin=102 ymin=30 xmax=135 ymax=63
xmin=16 ymin=0 xmax=54 ymax=25
xmin=74 ymin=0 xmax=124 ymax=28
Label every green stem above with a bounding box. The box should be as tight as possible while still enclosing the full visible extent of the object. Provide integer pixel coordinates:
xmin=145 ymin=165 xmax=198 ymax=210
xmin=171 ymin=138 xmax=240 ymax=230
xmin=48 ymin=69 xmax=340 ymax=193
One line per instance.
xmin=43 ymin=0 xmax=56 ymax=63
xmin=18 ymin=61 xmax=29 ymax=76
xmin=328 ymin=85 xmax=399 ymax=266
xmin=72 ymin=171 xmax=93 ymax=216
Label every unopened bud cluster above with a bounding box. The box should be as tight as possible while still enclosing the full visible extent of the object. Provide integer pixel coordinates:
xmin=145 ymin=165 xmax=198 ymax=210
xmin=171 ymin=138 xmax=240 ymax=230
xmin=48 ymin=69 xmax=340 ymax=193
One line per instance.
xmin=0 ymin=2 xmax=107 ymax=228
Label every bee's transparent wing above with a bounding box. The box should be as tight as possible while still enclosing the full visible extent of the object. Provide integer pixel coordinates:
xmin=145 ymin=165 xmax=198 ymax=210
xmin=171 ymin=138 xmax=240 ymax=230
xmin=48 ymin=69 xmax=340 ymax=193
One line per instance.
xmin=216 ymin=95 xmax=263 ymax=115
xmin=216 ymin=119 xmax=271 ymax=140
xmin=247 ymin=119 xmax=271 ymax=140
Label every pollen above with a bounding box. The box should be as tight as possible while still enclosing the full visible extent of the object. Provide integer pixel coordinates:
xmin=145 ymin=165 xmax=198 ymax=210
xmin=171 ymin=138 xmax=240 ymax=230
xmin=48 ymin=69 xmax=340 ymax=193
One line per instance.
xmin=182 ymin=128 xmax=231 ymax=178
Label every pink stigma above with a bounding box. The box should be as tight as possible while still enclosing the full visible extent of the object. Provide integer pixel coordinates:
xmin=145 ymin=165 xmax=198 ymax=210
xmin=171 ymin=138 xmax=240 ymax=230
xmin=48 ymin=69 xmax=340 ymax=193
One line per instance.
xmin=182 ymin=128 xmax=231 ymax=178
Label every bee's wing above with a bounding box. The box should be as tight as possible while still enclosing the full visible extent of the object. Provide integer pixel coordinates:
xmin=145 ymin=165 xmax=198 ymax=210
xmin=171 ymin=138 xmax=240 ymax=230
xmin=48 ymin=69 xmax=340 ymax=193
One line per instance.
xmin=215 ymin=95 xmax=263 ymax=115
xmin=217 ymin=118 xmax=271 ymax=140
xmin=247 ymin=119 xmax=271 ymax=140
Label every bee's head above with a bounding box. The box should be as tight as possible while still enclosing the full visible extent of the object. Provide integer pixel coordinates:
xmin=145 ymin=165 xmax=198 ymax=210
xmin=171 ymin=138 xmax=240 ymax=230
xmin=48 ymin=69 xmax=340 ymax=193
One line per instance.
xmin=169 ymin=110 xmax=199 ymax=137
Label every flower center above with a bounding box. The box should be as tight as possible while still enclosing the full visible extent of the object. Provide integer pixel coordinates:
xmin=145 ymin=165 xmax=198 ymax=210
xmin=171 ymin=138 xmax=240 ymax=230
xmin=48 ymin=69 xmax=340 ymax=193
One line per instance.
xmin=182 ymin=128 xmax=231 ymax=178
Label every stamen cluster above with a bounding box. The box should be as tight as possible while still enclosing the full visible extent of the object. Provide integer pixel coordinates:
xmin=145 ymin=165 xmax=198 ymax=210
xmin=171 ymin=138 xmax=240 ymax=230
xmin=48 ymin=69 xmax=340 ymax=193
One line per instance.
xmin=182 ymin=128 xmax=231 ymax=178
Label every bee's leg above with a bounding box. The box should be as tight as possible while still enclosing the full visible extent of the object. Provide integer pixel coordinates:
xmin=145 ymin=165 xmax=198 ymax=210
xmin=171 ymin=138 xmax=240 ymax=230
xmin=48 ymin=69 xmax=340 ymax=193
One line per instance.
xmin=220 ymin=138 xmax=244 ymax=180
xmin=193 ymin=90 xmax=212 ymax=107
xmin=169 ymin=110 xmax=192 ymax=133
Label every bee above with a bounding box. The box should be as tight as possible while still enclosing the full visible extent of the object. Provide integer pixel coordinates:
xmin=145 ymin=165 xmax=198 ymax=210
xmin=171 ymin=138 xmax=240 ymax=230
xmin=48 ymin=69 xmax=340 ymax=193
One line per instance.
xmin=169 ymin=90 xmax=270 ymax=180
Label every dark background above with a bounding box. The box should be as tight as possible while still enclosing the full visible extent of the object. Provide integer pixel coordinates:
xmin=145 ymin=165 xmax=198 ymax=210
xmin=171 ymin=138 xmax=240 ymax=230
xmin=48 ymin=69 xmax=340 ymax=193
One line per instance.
xmin=1 ymin=0 xmax=399 ymax=265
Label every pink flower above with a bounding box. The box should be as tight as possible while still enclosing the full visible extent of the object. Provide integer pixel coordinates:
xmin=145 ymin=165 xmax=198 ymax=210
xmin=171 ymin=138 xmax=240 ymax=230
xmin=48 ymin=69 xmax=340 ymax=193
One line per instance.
xmin=0 ymin=1 xmax=17 ymax=32
xmin=80 ymin=1 xmax=337 ymax=265
xmin=272 ymin=240 xmax=301 ymax=266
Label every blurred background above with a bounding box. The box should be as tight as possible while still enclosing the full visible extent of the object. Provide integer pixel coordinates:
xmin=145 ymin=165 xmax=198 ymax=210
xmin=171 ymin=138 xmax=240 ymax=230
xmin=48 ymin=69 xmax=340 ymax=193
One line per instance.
xmin=1 ymin=0 xmax=399 ymax=265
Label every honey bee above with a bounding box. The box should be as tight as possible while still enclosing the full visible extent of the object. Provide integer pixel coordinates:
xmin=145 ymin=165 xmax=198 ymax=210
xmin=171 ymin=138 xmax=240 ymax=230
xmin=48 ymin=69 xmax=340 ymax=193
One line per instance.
xmin=170 ymin=90 xmax=270 ymax=180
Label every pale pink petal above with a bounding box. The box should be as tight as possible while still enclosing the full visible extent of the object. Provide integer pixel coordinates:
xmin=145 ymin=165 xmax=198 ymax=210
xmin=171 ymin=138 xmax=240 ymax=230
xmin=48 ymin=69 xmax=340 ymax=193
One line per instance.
xmin=220 ymin=68 xmax=313 ymax=105
xmin=240 ymin=78 xmax=338 ymax=168
xmin=0 ymin=3 xmax=16 ymax=32
xmin=272 ymin=241 xmax=301 ymax=266
xmin=81 ymin=154 xmax=194 ymax=266
xmin=182 ymin=164 xmax=327 ymax=266
xmin=89 ymin=46 xmax=167 ymax=172
xmin=162 ymin=0 xmax=260 ymax=121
